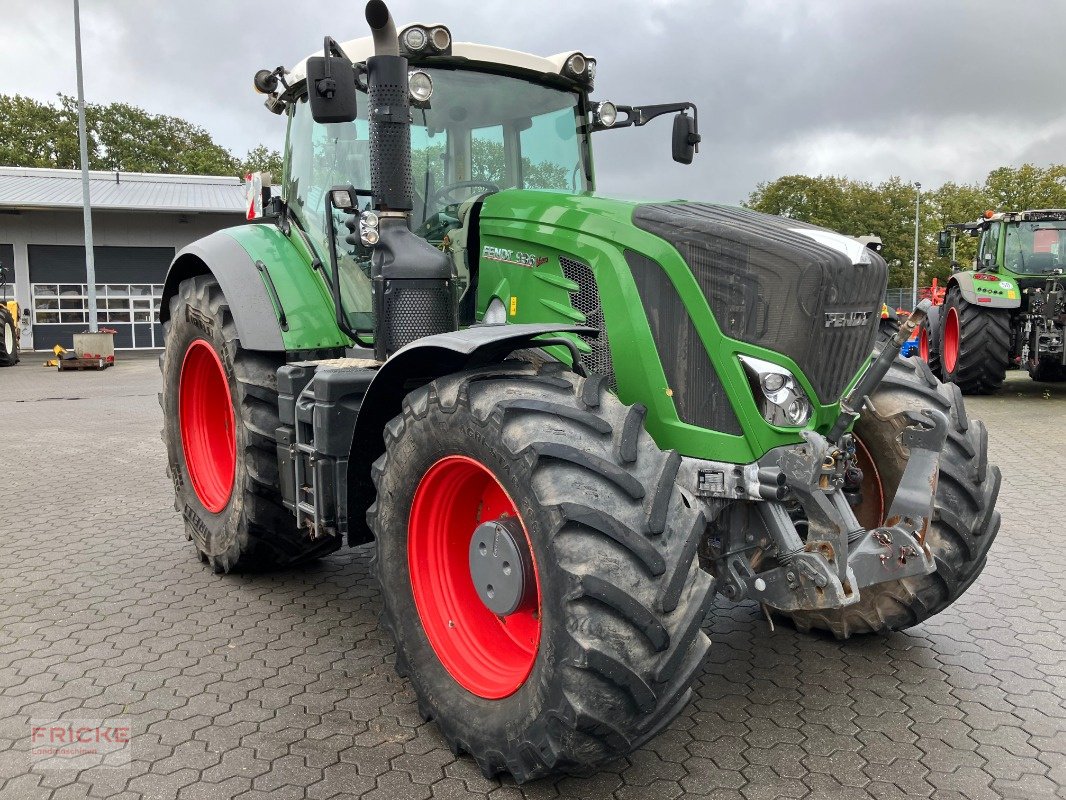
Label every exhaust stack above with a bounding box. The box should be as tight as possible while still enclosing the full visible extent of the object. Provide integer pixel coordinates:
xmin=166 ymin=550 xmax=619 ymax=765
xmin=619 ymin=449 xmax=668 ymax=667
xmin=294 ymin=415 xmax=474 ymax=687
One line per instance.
xmin=360 ymin=0 xmax=455 ymax=360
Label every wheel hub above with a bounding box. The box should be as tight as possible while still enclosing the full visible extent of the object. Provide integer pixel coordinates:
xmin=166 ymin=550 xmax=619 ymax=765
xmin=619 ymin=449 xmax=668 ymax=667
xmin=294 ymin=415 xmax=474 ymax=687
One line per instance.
xmin=469 ymin=517 xmax=533 ymax=617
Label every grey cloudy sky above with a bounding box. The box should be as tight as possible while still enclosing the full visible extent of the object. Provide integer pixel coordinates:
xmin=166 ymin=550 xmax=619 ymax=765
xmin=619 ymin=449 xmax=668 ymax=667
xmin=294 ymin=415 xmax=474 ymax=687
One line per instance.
xmin=1 ymin=0 xmax=1064 ymax=203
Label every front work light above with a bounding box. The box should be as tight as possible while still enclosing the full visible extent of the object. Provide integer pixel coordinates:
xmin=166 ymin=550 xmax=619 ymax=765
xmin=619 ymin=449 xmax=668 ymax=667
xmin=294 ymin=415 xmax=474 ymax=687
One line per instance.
xmin=566 ymin=53 xmax=587 ymax=77
xmin=738 ymin=355 xmax=812 ymax=427
xmin=403 ymin=27 xmax=427 ymax=51
xmin=409 ymin=70 xmax=434 ymax=103
xmin=595 ymin=101 xmax=617 ymax=128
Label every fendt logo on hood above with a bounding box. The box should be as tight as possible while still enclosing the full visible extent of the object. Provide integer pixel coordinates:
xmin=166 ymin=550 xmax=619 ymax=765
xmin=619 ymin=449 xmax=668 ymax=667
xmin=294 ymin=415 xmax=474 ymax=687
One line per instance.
xmin=824 ymin=310 xmax=871 ymax=328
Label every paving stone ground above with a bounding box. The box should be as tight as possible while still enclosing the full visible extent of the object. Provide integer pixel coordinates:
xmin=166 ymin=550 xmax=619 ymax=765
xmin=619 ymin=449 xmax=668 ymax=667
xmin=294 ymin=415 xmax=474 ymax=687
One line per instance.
xmin=0 ymin=354 xmax=1063 ymax=800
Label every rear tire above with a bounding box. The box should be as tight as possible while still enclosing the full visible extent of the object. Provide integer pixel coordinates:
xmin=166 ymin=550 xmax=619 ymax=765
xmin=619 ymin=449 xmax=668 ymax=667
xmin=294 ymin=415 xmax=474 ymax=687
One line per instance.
xmin=370 ymin=361 xmax=714 ymax=782
xmin=0 ymin=306 xmax=18 ymax=367
xmin=919 ymin=305 xmax=942 ymax=379
xmin=160 ymin=275 xmax=341 ymax=572
xmin=940 ymin=285 xmax=1009 ymax=394
xmin=783 ymin=357 xmax=1001 ymax=637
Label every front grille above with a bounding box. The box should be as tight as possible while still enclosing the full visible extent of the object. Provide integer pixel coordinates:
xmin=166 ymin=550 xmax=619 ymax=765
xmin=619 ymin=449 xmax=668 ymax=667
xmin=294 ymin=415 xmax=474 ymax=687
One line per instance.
xmin=627 ymin=251 xmax=743 ymax=435
xmin=633 ymin=203 xmax=886 ymax=403
xmin=560 ymin=256 xmax=617 ymax=391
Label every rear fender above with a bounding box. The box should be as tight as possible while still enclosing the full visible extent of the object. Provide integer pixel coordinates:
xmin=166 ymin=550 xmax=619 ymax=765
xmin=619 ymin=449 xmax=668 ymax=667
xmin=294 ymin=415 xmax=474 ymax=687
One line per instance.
xmin=949 ymin=272 xmax=1020 ymax=309
xmin=345 ymin=323 xmax=595 ymax=545
xmin=161 ymin=225 xmax=350 ymax=352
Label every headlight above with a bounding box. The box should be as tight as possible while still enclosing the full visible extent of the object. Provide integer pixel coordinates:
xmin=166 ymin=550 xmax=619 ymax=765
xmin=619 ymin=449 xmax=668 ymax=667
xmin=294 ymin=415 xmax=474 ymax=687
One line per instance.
xmin=738 ymin=355 xmax=812 ymax=427
xmin=360 ymin=210 xmax=380 ymax=247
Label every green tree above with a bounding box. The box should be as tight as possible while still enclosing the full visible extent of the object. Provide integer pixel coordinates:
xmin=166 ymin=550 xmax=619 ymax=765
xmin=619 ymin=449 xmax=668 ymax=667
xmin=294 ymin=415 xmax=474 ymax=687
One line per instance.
xmin=984 ymin=163 xmax=1066 ymax=211
xmin=240 ymin=145 xmax=284 ymax=180
xmin=0 ymin=93 xmax=275 ymax=177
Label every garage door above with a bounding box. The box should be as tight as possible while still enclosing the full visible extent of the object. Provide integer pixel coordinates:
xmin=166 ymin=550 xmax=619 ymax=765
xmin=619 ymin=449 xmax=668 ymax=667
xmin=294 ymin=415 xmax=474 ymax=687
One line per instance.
xmin=28 ymin=245 xmax=174 ymax=349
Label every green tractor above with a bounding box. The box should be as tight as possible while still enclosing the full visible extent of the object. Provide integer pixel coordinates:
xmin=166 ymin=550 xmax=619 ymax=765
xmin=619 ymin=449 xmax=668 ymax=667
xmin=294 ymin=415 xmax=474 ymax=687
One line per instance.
xmin=928 ymin=210 xmax=1066 ymax=392
xmin=159 ymin=1 xmax=1001 ymax=781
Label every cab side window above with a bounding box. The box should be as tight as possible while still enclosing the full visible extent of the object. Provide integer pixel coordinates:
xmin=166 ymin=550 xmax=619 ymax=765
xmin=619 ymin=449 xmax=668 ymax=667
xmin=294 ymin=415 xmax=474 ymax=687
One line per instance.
xmin=980 ymin=223 xmax=1000 ymax=268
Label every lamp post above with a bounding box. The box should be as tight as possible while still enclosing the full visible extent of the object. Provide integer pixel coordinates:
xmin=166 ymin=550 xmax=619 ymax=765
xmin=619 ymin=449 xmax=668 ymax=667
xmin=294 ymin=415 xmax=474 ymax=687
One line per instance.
xmin=912 ymin=181 xmax=921 ymax=310
xmin=73 ymin=0 xmax=98 ymax=332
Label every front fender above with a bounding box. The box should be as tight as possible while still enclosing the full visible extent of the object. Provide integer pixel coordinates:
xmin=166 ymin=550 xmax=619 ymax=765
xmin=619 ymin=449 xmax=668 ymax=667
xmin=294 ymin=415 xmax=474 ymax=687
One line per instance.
xmin=346 ymin=322 xmax=595 ymax=545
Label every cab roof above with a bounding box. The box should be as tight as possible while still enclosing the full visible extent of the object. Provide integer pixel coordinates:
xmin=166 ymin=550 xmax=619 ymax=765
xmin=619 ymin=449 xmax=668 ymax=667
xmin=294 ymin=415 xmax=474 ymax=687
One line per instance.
xmin=285 ymin=31 xmax=586 ymax=89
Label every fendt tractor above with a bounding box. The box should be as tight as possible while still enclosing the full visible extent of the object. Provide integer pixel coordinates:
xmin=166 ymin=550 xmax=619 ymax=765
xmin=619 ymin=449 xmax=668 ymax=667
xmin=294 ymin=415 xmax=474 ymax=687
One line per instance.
xmin=925 ymin=209 xmax=1066 ymax=393
xmin=159 ymin=2 xmax=1001 ymax=781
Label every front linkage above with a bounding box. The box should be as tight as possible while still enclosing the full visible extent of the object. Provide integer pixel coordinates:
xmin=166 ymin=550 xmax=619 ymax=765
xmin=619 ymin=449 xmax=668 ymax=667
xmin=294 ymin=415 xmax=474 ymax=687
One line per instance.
xmin=688 ymin=303 xmax=943 ymax=615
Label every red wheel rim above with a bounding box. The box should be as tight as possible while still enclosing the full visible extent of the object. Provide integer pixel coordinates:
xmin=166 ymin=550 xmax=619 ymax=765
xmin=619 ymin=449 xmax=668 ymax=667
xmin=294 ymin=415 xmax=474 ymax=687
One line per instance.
xmin=852 ymin=436 xmax=886 ymax=533
xmin=408 ymin=455 xmax=541 ymax=699
xmin=919 ymin=326 xmax=930 ymax=362
xmin=179 ymin=340 xmax=236 ymax=514
xmin=943 ymin=306 xmax=960 ymax=374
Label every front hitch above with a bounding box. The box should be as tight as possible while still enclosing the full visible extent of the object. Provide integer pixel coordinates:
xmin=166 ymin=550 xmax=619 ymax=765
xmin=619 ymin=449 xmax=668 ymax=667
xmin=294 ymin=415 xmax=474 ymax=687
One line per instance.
xmin=752 ymin=408 xmax=946 ymax=613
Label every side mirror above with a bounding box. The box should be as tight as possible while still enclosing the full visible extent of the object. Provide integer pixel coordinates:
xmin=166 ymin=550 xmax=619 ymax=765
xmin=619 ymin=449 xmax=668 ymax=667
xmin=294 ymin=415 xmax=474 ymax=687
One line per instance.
xmin=936 ymin=230 xmax=951 ymax=257
xmin=671 ymin=112 xmax=699 ymax=165
xmin=307 ymin=56 xmax=358 ymax=124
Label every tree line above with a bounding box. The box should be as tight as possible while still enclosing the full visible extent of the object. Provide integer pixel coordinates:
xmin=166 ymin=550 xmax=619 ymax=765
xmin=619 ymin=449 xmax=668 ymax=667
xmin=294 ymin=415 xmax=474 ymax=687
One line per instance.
xmin=0 ymin=94 xmax=282 ymax=179
xmin=746 ymin=165 xmax=1066 ymax=287
xmin=3 ymin=93 xmax=1064 ymax=289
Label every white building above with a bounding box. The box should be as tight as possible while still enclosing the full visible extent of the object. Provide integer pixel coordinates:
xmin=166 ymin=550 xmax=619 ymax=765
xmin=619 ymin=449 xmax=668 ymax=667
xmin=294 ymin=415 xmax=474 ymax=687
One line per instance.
xmin=0 ymin=166 xmax=246 ymax=351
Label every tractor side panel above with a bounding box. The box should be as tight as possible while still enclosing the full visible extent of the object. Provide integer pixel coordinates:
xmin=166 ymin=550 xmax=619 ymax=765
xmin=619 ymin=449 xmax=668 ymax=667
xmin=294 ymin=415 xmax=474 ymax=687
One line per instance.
xmin=474 ymin=191 xmax=854 ymax=464
xmin=161 ymin=224 xmax=350 ymax=352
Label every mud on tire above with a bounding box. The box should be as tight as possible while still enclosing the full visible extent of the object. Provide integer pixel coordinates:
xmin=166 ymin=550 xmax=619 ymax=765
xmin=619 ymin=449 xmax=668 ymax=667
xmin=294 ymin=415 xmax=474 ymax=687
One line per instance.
xmin=160 ymin=275 xmax=340 ymax=572
xmin=784 ymin=356 xmax=1001 ymax=637
xmin=369 ymin=361 xmax=714 ymax=782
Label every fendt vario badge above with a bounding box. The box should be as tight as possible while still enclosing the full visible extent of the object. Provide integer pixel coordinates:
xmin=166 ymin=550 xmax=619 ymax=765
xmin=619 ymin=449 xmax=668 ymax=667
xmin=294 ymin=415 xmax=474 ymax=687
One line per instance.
xmin=481 ymin=245 xmax=548 ymax=268
xmin=824 ymin=310 xmax=871 ymax=328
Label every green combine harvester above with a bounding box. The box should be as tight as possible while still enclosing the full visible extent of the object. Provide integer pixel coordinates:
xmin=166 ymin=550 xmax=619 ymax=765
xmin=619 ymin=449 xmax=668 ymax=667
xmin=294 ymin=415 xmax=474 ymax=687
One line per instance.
xmin=159 ymin=1 xmax=1001 ymax=781
xmin=928 ymin=210 xmax=1066 ymax=392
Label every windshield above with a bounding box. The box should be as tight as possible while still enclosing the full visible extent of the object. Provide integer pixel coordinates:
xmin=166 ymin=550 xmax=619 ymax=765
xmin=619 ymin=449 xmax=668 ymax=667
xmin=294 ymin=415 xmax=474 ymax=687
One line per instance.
xmin=283 ymin=67 xmax=589 ymax=331
xmin=1004 ymin=222 xmax=1066 ymax=275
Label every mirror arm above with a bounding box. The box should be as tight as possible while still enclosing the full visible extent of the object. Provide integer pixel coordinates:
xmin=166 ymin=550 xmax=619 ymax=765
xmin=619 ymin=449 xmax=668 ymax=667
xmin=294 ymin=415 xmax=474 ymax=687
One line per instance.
xmin=592 ymin=101 xmax=701 ymax=151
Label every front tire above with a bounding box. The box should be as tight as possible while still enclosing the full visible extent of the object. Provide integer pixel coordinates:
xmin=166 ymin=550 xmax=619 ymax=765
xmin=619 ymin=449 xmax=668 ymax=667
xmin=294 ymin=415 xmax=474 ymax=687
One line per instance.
xmin=370 ymin=362 xmax=714 ymax=782
xmin=940 ymin=285 xmax=1009 ymax=394
xmin=161 ymin=275 xmax=340 ymax=572
xmin=0 ymin=306 xmax=18 ymax=367
xmin=784 ymin=357 xmax=1001 ymax=637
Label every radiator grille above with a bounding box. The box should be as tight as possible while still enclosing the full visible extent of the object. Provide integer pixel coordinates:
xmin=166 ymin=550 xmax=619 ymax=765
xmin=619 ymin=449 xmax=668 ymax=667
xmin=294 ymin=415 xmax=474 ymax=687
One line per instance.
xmin=627 ymin=251 xmax=743 ymax=435
xmin=560 ymin=256 xmax=617 ymax=391
xmin=633 ymin=203 xmax=885 ymax=403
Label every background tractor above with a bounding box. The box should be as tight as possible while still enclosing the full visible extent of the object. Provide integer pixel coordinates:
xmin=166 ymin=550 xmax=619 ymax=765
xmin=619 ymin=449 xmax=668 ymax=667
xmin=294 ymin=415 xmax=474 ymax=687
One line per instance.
xmin=0 ymin=262 xmax=20 ymax=367
xmin=927 ymin=211 xmax=1066 ymax=392
xmin=158 ymin=1 xmax=1001 ymax=781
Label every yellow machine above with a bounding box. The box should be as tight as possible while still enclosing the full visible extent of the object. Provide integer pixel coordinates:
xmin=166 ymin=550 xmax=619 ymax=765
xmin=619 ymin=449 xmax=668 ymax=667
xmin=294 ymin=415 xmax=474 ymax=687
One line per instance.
xmin=0 ymin=263 xmax=20 ymax=366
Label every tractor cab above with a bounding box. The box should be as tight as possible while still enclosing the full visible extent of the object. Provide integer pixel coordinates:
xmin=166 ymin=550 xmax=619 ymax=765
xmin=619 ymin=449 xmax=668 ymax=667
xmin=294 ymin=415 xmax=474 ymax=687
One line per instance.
xmin=253 ymin=23 xmax=699 ymax=347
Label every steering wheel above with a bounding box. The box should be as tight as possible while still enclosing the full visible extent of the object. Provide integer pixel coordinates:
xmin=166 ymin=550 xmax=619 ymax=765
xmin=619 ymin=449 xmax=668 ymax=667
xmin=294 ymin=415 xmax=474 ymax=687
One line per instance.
xmin=431 ymin=180 xmax=500 ymax=208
